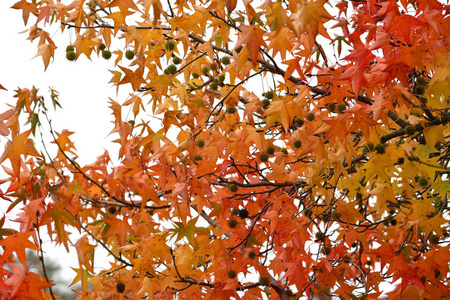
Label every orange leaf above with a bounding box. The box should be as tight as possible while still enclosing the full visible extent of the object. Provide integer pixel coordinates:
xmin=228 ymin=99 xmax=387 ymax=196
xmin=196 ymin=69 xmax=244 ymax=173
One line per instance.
xmin=11 ymin=0 xmax=39 ymax=25
xmin=226 ymin=0 xmax=237 ymax=14
xmin=103 ymin=216 xmax=135 ymax=246
xmin=235 ymin=25 xmax=267 ymax=64
xmin=118 ymin=66 xmax=146 ymax=90
xmin=5 ymin=264 xmax=52 ymax=300
xmin=0 ymin=129 xmax=41 ymax=178
xmin=293 ymin=0 xmax=333 ymax=37
xmin=0 ymin=232 xmax=39 ymax=267
xmin=0 ymin=110 xmax=15 ymax=137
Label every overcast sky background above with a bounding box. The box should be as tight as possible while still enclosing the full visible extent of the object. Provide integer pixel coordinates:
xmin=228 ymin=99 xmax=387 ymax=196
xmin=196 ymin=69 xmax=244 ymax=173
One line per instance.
xmin=0 ymin=0 xmax=136 ymax=163
xmin=0 ymin=0 xmax=127 ymax=296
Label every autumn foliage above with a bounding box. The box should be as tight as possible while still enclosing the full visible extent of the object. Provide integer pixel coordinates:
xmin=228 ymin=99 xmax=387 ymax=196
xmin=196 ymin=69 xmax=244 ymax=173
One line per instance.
xmin=1 ymin=0 xmax=450 ymax=299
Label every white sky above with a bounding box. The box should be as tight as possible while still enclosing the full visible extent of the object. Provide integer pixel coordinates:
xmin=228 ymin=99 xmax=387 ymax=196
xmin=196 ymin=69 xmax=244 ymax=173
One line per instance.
xmin=0 ymin=0 xmax=126 ymax=296
xmin=0 ymin=0 xmax=127 ymax=165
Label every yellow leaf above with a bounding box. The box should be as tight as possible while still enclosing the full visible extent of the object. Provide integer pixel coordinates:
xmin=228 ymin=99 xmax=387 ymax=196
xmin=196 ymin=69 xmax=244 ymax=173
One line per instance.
xmin=293 ymin=0 xmax=333 ymax=38
xmin=423 ymin=125 xmax=445 ymax=149
xmin=263 ymin=100 xmax=291 ymax=131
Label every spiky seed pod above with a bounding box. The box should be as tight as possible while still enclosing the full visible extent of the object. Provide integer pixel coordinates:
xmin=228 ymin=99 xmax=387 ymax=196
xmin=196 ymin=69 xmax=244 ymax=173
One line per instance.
xmin=414 ymin=85 xmax=426 ymax=95
xmin=281 ymin=148 xmax=288 ymax=155
xmin=210 ymin=63 xmax=217 ymax=71
xmin=227 ymin=106 xmax=236 ymax=114
xmin=102 ymin=50 xmax=112 ymax=60
xmin=165 ymin=64 xmax=177 ymax=75
xmin=108 ymin=206 xmax=117 ymax=214
xmin=125 ymin=50 xmax=135 ymax=60
xmin=417 ymin=76 xmax=427 ymax=86
xmin=327 ymin=102 xmax=336 ymax=112
xmin=306 ymin=112 xmax=315 ymax=121
xmin=429 ymin=234 xmax=440 ymax=245
xmin=238 ymin=209 xmax=249 ymax=219
xmin=336 ymin=103 xmax=346 ymax=113
xmin=266 ymin=146 xmax=275 ymax=155
xmin=259 ymin=152 xmax=269 ymax=162
xmin=221 ymin=56 xmax=231 ymax=65
xmin=218 ymin=74 xmax=226 ymax=82
xmin=227 ymin=269 xmax=237 ymax=278
xmin=259 ymin=276 xmax=270 ymax=286
xmin=321 ymin=214 xmax=330 ymax=221
xmin=363 ymin=141 xmax=375 ymax=154
xmin=165 ymin=40 xmax=175 ymax=51
xmin=210 ymin=82 xmax=219 ymax=90
xmin=405 ymin=125 xmax=415 ymax=135
xmin=315 ymin=231 xmax=324 ymax=239
xmin=293 ymin=140 xmax=302 ymax=149
xmin=192 ymin=73 xmax=199 ymax=78
xmin=196 ymin=140 xmax=205 ymax=148
xmin=294 ymin=117 xmax=304 ymax=127
xmin=264 ymin=91 xmax=274 ymax=99
xmin=418 ymin=96 xmax=428 ymax=104
xmin=261 ymin=99 xmax=270 ymax=109
xmin=66 ymin=45 xmax=75 ymax=52
xmin=323 ymin=245 xmax=332 ymax=255
xmin=331 ymin=210 xmax=341 ymax=219
xmin=201 ymin=66 xmax=209 ymax=74
xmin=248 ymin=251 xmax=257 ymax=259
xmin=303 ymin=208 xmax=312 ymax=218
xmin=99 ymin=43 xmax=106 ymax=50
xmin=227 ymin=183 xmax=238 ymax=193
xmin=418 ymin=177 xmax=428 ymax=187
xmin=172 ymin=56 xmax=182 ymax=64
xmin=227 ymin=219 xmax=238 ymax=228
xmin=232 ymin=208 xmax=239 ymax=215
xmin=66 ymin=51 xmax=76 ymax=61
xmin=375 ymin=143 xmax=386 ymax=154
xmin=390 ymin=219 xmax=397 ymax=226
xmin=116 ymin=282 xmax=125 ymax=293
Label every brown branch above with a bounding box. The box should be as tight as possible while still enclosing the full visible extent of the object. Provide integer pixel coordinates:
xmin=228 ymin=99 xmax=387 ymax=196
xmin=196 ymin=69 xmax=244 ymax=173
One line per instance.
xmin=267 ymin=274 xmax=290 ymax=300
xmin=67 ymin=209 xmax=133 ymax=267
xmin=79 ymin=195 xmax=171 ymax=210
xmin=34 ymin=223 xmax=56 ymax=300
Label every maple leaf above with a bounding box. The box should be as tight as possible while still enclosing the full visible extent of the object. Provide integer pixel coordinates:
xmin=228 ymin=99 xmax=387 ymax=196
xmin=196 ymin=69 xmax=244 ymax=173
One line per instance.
xmin=0 ymin=110 xmax=15 ymax=136
xmin=103 ymin=216 xmax=135 ymax=246
xmin=5 ymin=264 xmax=53 ymax=300
xmin=117 ymin=66 xmax=146 ymax=90
xmin=73 ymin=34 xmax=99 ymax=60
xmin=293 ymin=0 xmax=333 ymax=38
xmin=0 ymin=129 xmax=40 ymax=178
xmin=105 ymin=9 xmax=134 ymax=32
xmin=138 ymin=0 xmax=164 ymax=25
xmin=52 ymin=130 xmax=76 ymax=155
xmin=266 ymin=27 xmax=294 ymax=60
xmin=235 ymin=25 xmax=267 ymax=64
xmin=172 ymin=217 xmax=209 ymax=248
xmin=109 ymin=0 xmax=140 ymax=11
xmin=0 ymin=232 xmax=39 ymax=267
xmin=33 ymin=42 xmax=56 ymax=70
xmin=11 ymin=0 xmax=39 ymax=25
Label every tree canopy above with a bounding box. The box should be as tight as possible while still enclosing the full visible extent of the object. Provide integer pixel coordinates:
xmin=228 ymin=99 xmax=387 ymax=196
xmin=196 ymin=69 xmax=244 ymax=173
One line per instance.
xmin=1 ymin=0 xmax=450 ymax=299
